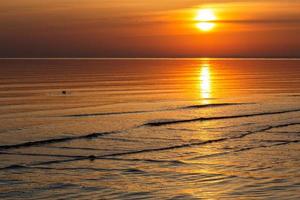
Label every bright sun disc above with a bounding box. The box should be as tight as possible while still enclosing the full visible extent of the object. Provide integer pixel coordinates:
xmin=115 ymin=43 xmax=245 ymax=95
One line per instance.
xmin=195 ymin=9 xmax=217 ymax=32
xmin=195 ymin=9 xmax=216 ymax=21
xmin=196 ymin=22 xmax=215 ymax=32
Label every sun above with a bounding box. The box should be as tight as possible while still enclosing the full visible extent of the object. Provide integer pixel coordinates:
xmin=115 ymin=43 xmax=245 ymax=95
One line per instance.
xmin=195 ymin=9 xmax=216 ymax=21
xmin=196 ymin=22 xmax=215 ymax=32
xmin=195 ymin=9 xmax=217 ymax=32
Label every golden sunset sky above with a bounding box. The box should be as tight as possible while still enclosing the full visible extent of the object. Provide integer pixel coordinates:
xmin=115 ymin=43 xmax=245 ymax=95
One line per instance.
xmin=1 ymin=0 xmax=300 ymax=58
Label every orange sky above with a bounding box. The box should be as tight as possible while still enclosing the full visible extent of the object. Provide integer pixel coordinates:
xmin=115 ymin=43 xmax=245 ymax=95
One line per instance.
xmin=1 ymin=0 xmax=300 ymax=58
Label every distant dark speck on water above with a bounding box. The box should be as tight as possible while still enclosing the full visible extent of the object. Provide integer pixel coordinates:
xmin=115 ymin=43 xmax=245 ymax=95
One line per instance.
xmin=88 ymin=155 xmax=96 ymax=161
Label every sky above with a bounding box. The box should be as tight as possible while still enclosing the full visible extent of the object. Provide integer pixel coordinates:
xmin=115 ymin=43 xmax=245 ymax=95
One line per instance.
xmin=1 ymin=0 xmax=300 ymax=58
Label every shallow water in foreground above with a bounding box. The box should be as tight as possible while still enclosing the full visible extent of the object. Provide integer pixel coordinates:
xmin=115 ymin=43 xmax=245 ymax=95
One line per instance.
xmin=0 ymin=59 xmax=300 ymax=199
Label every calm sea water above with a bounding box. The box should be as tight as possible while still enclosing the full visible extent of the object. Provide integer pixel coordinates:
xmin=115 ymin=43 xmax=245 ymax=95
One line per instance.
xmin=0 ymin=59 xmax=300 ymax=199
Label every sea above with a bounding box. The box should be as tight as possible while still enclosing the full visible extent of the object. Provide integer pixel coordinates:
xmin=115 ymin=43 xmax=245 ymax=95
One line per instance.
xmin=0 ymin=59 xmax=300 ymax=199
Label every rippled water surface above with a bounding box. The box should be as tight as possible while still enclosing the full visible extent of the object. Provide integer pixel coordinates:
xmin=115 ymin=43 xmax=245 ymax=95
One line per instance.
xmin=0 ymin=59 xmax=300 ymax=199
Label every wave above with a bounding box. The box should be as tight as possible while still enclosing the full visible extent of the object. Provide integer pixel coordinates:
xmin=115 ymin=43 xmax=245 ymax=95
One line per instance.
xmin=0 ymin=130 xmax=120 ymax=150
xmin=1 ymin=108 xmax=299 ymax=151
xmin=190 ymin=139 xmax=300 ymax=160
xmin=4 ymin=122 xmax=297 ymax=169
xmin=145 ymin=108 xmax=300 ymax=126
xmin=0 ymin=152 xmax=185 ymax=171
xmin=64 ymin=103 xmax=247 ymax=117
xmin=0 ymin=103 xmax=248 ymax=150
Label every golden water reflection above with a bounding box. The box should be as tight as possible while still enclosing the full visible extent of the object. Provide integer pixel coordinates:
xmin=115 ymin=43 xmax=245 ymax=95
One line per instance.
xmin=199 ymin=64 xmax=212 ymax=103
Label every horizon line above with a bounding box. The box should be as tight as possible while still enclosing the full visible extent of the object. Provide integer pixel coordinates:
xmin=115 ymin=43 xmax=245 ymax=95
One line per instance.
xmin=1 ymin=57 xmax=300 ymax=60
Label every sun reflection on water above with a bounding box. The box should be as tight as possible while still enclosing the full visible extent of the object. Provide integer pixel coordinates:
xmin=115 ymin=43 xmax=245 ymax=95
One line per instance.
xmin=199 ymin=64 xmax=212 ymax=103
